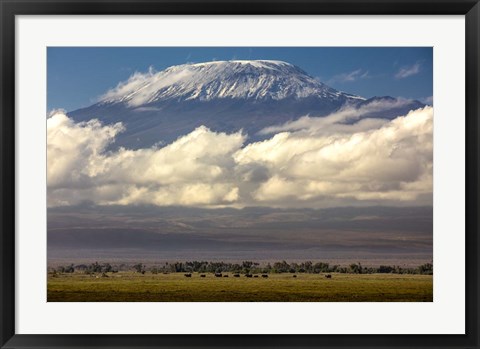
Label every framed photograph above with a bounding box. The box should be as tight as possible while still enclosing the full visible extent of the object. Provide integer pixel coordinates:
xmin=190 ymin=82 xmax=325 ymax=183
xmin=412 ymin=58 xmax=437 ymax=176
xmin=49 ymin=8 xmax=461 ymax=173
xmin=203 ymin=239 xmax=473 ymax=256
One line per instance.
xmin=1 ymin=0 xmax=479 ymax=348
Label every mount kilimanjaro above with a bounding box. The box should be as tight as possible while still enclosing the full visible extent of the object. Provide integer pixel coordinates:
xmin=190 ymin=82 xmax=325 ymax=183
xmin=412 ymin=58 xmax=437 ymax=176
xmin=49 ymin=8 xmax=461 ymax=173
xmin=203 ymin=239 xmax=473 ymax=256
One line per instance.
xmin=68 ymin=60 xmax=424 ymax=149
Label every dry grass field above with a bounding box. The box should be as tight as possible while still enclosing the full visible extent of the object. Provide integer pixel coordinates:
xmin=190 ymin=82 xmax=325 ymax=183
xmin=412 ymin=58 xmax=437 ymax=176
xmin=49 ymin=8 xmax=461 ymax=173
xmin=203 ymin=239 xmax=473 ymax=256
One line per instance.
xmin=47 ymin=272 xmax=433 ymax=302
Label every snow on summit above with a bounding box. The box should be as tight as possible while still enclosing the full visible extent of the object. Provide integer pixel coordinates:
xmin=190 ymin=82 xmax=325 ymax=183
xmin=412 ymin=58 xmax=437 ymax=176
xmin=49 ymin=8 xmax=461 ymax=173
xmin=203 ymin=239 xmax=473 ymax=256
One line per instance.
xmin=101 ymin=60 xmax=364 ymax=107
xmin=70 ymin=59 xmax=423 ymax=150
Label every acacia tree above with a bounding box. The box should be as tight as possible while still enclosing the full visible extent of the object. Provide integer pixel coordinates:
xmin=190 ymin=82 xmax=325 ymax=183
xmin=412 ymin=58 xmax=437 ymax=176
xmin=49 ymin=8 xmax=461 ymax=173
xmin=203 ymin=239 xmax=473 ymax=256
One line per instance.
xmin=133 ymin=263 xmax=146 ymax=274
xmin=349 ymin=263 xmax=363 ymax=274
xmin=313 ymin=262 xmax=330 ymax=273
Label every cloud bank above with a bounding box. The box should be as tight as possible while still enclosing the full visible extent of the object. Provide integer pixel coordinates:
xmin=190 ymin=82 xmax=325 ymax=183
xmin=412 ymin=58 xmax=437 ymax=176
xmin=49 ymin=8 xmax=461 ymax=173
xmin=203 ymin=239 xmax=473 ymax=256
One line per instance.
xmin=47 ymin=106 xmax=433 ymax=208
xmin=259 ymin=97 xmax=415 ymax=135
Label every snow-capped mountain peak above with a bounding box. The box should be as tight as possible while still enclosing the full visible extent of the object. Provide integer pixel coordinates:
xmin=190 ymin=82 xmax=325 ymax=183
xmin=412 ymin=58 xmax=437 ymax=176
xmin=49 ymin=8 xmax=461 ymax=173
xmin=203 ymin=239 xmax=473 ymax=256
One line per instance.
xmin=71 ymin=59 xmax=423 ymax=150
xmin=100 ymin=60 xmax=364 ymax=107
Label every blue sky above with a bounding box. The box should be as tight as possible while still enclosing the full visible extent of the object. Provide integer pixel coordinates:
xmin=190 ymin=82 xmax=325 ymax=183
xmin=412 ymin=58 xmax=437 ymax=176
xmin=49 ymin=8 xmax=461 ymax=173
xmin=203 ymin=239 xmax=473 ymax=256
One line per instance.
xmin=47 ymin=47 xmax=433 ymax=112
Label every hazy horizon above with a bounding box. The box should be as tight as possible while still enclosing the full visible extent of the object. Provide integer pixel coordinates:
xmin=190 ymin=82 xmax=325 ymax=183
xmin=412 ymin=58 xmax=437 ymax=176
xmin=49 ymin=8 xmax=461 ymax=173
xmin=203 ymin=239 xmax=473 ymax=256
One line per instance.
xmin=48 ymin=204 xmax=432 ymax=266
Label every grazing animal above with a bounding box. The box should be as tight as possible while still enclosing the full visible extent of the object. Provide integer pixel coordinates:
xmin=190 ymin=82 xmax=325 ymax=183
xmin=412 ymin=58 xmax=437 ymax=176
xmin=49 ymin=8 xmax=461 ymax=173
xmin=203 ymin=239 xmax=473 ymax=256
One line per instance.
xmin=325 ymin=274 xmax=332 ymax=279
xmin=262 ymin=274 xmax=269 ymax=278
xmin=253 ymin=275 xmax=259 ymax=278
xmin=293 ymin=275 xmax=297 ymax=278
xmin=200 ymin=274 xmax=206 ymax=278
xmin=184 ymin=273 xmax=192 ymax=277
xmin=215 ymin=273 xmax=222 ymax=277
xmin=223 ymin=275 xmax=229 ymax=278
xmin=245 ymin=274 xmax=253 ymax=278
xmin=233 ymin=274 xmax=240 ymax=277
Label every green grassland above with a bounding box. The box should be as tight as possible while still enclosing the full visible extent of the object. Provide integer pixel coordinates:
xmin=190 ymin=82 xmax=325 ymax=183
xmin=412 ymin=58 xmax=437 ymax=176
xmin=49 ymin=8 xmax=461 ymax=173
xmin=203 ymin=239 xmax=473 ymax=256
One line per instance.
xmin=47 ymin=272 xmax=433 ymax=302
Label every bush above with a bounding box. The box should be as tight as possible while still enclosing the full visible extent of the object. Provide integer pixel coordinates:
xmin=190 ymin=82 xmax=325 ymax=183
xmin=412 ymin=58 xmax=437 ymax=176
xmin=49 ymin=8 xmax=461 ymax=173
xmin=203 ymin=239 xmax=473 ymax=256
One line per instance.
xmin=418 ymin=263 xmax=433 ymax=275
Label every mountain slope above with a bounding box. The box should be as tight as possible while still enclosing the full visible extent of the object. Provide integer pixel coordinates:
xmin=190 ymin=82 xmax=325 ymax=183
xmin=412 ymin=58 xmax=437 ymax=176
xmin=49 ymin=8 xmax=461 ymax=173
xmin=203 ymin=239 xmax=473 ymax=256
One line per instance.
xmin=68 ymin=60 xmax=424 ymax=149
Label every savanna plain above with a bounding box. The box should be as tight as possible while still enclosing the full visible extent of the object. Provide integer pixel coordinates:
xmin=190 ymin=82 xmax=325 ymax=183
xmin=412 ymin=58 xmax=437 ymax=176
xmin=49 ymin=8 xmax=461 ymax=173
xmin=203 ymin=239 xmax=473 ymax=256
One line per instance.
xmin=47 ymin=272 xmax=433 ymax=302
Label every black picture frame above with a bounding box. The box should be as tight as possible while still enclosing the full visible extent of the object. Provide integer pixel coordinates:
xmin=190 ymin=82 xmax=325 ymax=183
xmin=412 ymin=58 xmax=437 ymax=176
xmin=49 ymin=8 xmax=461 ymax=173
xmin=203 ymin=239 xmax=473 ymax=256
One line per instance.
xmin=1 ymin=0 xmax=479 ymax=348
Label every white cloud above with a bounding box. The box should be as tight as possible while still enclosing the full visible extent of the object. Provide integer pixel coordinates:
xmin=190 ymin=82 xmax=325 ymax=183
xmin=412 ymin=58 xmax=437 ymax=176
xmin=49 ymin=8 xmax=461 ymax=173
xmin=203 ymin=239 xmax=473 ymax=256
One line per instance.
xmin=47 ymin=112 xmax=244 ymax=207
xmin=100 ymin=66 xmax=195 ymax=107
xmin=395 ymin=62 xmax=421 ymax=79
xmin=328 ymin=69 xmax=370 ymax=84
xmin=421 ymin=96 xmax=433 ymax=105
xmin=47 ymin=108 xmax=67 ymax=118
xmin=236 ymin=107 xmax=432 ymax=205
xmin=47 ymin=113 xmax=124 ymax=189
xmin=259 ymin=97 xmax=415 ymax=135
xmin=47 ymin=107 xmax=433 ymax=208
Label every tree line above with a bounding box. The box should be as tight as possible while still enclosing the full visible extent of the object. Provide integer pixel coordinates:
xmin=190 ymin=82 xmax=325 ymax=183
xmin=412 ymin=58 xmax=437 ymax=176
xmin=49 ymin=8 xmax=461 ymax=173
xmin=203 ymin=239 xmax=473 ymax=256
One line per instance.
xmin=50 ymin=260 xmax=433 ymax=275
